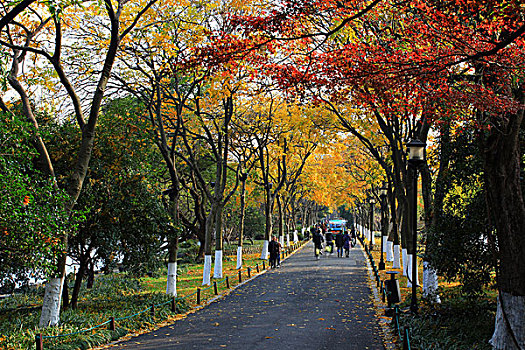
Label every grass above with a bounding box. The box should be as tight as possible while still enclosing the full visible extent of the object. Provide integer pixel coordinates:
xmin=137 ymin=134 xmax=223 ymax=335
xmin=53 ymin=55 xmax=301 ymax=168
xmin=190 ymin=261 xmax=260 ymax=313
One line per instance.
xmin=366 ymin=237 xmax=496 ymax=350
xmin=0 ymin=242 xmax=304 ymax=350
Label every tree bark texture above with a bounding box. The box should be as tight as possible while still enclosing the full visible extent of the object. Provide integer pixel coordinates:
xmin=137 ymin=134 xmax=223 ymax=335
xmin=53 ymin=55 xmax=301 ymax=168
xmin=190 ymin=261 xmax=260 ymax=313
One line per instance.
xmin=483 ymin=99 xmax=525 ymax=349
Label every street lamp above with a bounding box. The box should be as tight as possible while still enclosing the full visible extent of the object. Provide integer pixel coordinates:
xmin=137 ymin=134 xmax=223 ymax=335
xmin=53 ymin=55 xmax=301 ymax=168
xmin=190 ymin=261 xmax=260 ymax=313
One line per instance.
xmin=407 ymin=138 xmax=426 ymax=313
xmin=369 ymin=196 xmax=376 ymax=251
xmin=379 ymin=183 xmax=388 ymax=270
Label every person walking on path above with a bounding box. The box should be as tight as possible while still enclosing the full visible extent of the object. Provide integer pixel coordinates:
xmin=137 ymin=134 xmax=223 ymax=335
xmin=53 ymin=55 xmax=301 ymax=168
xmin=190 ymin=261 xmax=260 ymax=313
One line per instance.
xmin=342 ymin=231 xmax=351 ymax=257
xmin=109 ymin=240 xmax=386 ymax=350
xmin=309 ymin=225 xmax=317 ymax=240
xmin=335 ymin=232 xmax=344 ymax=257
xmin=312 ymin=226 xmax=324 ymax=260
xmin=269 ymin=236 xmax=280 ymax=268
xmin=325 ymin=230 xmax=334 ymax=255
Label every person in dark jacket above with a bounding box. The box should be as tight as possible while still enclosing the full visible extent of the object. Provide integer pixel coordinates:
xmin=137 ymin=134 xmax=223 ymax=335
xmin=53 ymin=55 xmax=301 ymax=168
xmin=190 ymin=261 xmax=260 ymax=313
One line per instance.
xmin=342 ymin=231 xmax=351 ymax=257
xmin=335 ymin=232 xmax=344 ymax=257
xmin=325 ymin=230 xmax=334 ymax=255
xmin=312 ymin=225 xmax=324 ymax=260
xmin=310 ymin=225 xmax=317 ymax=239
xmin=268 ymin=236 xmax=280 ymax=268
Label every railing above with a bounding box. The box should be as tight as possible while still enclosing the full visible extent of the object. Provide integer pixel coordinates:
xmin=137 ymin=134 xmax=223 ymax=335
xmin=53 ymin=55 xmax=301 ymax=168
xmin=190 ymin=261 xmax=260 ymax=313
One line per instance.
xmin=357 ymin=227 xmax=412 ymax=350
xmin=34 ymin=240 xmax=307 ymax=349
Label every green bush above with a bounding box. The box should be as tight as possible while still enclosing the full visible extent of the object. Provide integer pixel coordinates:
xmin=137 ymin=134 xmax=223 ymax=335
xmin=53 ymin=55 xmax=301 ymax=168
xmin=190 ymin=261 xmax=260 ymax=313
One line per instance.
xmin=0 ymin=275 xmax=188 ymax=350
xmin=178 ymin=239 xmax=200 ymax=263
xmin=398 ymin=291 xmax=495 ymax=349
xmin=427 ymin=192 xmax=494 ymax=295
xmin=244 ymin=206 xmax=266 ymax=240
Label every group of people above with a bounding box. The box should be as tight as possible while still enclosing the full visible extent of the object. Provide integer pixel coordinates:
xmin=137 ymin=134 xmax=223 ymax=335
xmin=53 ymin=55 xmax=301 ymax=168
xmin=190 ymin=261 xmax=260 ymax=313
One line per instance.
xmin=268 ymin=235 xmax=281 ymax=268
xmin=311 ymin=222 xmax=355 ymax=260
xmin=268 ymin=221 xmax=356 ymax=266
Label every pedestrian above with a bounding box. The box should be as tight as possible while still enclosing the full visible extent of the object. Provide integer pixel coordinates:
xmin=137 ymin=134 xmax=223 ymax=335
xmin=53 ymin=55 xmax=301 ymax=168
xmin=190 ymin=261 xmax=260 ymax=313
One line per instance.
xmin=325 ymin=230 xmax=334 ymax=255
xmin=312 ymin=225 xmax=324 ymax=260
xmin=335 ymin=231 xmax=344 ymax=257
xmin=342 ymin=231 xmax=351 ymax=257
xmin=310 ymin=225 xmax=317 ymax=240
xmin=269 ymin=236 xmax=280 ymax=268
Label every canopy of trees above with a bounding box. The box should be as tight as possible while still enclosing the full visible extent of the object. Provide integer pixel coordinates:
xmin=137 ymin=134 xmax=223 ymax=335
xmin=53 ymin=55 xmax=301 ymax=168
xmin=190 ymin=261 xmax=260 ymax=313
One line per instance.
xmin=1 ymin=0 xmax=524 ymax=348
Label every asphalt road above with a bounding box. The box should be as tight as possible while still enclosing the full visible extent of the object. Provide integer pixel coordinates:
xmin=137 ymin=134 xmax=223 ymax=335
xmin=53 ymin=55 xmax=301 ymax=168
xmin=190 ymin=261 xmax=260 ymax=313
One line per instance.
xmin=109 ymin=241 xmax=385 ymax=350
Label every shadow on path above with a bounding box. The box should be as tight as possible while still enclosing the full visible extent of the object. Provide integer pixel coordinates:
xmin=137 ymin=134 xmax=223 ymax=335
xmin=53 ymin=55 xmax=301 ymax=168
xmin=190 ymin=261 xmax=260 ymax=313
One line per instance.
xmin=109 ymin=242 xmax=384 ymax=350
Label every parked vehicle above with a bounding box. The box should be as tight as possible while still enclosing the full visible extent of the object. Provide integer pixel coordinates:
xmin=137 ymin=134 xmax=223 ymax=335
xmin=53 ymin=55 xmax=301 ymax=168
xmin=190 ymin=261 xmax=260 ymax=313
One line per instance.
xmin=328 ymin=219 xmax=347 ymax=234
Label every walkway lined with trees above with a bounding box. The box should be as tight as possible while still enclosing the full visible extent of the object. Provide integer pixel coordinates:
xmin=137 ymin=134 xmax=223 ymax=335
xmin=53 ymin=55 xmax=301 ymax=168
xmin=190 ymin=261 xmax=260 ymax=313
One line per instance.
xmin=109 ymin=242 xmax=384 ymax=350
xmin=1 ymin=0 xmax=524 ymax=349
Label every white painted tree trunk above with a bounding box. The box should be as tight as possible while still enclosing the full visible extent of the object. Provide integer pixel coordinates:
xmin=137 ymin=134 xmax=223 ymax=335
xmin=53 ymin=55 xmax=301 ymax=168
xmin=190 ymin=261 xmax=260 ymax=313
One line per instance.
xmin=236 ymin=246 xmax=243 ymax=269
xmin=386 ymin=241 xmax=394 ymax=262
xmin=382 ymin=236 xmax=388 ymax=253
xmin=213 ymin=250 xmax=223 ymax=279
xmin=422 ymin=261 xmax=440 ymax=303
xmin=293 ymin=230 xmax=299 ymax=242
xmin=202 ymin=255 xmax=212 ymax=285
xmin=286 ymin=233 xmax=290 ymax=246
xmin=490 ymin=292 xmax=525 ymax=350
xmin=260 ymin=240 xmax=269 ymax=260
xmin=406 ymin=253 xmax=413 ymax=288
xmin=39 ymin=277 xmax=64 ymax=327
xmin=279 ymin=236 xmax=285 ymax=247
xmin=300 ymin=228 xmax=305 ymax=239
xmin=371 ymin=230 xmax=375 ymax=245
xmin=166 ymin=262 xmax=177 ymax=297
xmin=393 ymin=244 xmax=401 ymax=269
xmin=402 ymin=248 xmax=408 ymax=276
xmin=406 ymin=254 xmax=419 ymax=288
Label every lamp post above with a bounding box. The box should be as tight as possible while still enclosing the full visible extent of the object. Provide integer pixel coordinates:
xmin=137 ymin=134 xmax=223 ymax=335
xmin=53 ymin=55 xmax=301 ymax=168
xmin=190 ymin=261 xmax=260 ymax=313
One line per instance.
xmin=379 ymin=183 xmax=388 ymax=270
xmin=407 ymin=138 xmax=426 ymax=313
xmin=369 ymin=197 xmax=376 ymax=251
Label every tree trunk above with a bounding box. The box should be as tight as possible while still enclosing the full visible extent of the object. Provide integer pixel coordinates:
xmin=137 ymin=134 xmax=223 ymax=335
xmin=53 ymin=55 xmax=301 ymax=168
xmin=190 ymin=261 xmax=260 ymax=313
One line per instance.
xmin=202 ymin=203 xmax=216 ymax=286
xmin=70 ymin=257 xmax=89 ymax=309
xmin=214 ymin=205 xmax=224 ymax=279
xmin=86 ymin=261 xmax=95 ymax=289
xmin=166 ymin=235 xmax=178 ymax=297
xmin=260 ymin=187 xmax=272 ymax=260
xmin=237 ymin=178 xmax=247 ymax=269
xmin=484 ymin=101 xmax=525 ymax=349
xmin=61 ymin=276 xmax=69 ymax=310
xmin=277 ymin=195 xmax=284 ymax=247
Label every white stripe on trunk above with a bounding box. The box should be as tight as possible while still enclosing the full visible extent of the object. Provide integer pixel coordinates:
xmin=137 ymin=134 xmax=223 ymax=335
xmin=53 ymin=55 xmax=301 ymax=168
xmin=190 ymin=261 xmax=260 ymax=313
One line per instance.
xmin=382 ymin=236 xmax=388 ymax=253
xmin=166 ymin=262 xmax=177 ymax=296
xmin=490 ymin=292 xmax=525 ymax=349
xmin=293 ymin=230 xmax=299 ymax=242
xmin=406 ymin=254 xmax=419 ymax=288
xmin=39 ymin=277 xmax=64 ymax=327
xmin=260 ymin=240 xmax=269 ymax=260
xmin=213 ymin=250 xmax=223 ymax=279
xmin=279 ymin=235 xmax=285 ymax=247
xmin=402 ymin=248 xmax=408 ymax=276
xmin=236 ymin=246 xmax=243 ymax=269
xmin=202 ymin=255 xmax=212 ymax=285
xmin=393 ymin=245 xmax=401 ymax=269
xmin=406 ymin=253 xmax=413 ymax=288
xmin=386 ymin=241 xmax=394 ymax=262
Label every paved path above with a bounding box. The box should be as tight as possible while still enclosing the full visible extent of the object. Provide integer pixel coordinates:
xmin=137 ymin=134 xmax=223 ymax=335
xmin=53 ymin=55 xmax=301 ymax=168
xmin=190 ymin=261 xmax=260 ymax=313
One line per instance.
xmin=110 ymin=242 xmax=384 ymax=350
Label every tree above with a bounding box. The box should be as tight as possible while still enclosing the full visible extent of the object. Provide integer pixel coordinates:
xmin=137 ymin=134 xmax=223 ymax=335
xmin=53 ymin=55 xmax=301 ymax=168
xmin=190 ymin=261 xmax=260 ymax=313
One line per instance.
xmin=1 ymin=0 xmax=158 ymax=326
xmin=0 ymin=110 xmax=71 ymax=292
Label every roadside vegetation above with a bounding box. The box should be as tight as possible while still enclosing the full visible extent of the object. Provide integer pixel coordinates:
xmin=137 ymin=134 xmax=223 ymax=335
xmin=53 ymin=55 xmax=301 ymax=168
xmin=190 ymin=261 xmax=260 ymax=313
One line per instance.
xmin=0 ymin=251 xmax=270 ymax=349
